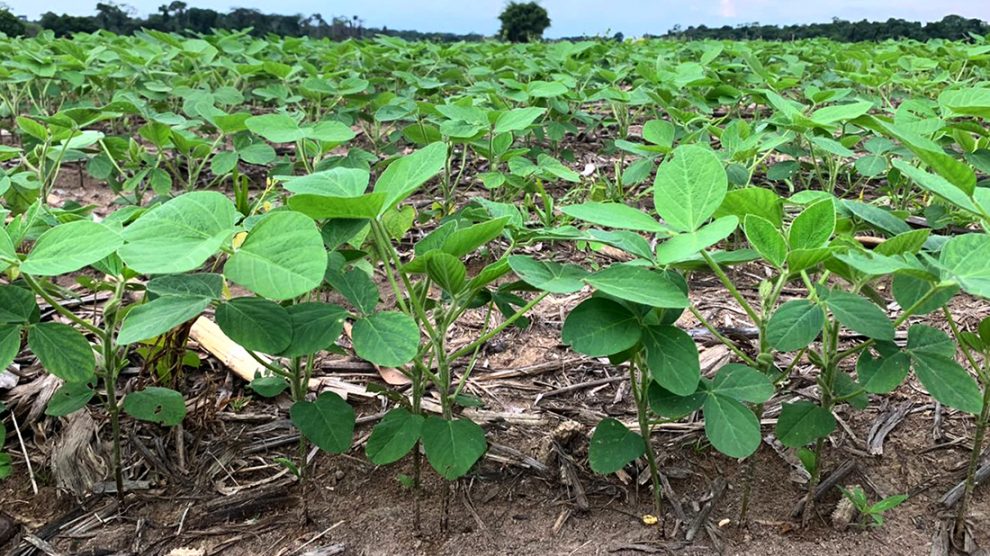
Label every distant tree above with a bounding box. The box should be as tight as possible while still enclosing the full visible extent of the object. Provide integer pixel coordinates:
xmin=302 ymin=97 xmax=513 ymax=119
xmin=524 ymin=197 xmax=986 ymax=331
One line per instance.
xmin=498 ymin=1 xmax=550 ymax=42
xmin=95 ymin=2 xmax=132 ymax=34
xmin=0 ymin=8 xmax=25 ymax=36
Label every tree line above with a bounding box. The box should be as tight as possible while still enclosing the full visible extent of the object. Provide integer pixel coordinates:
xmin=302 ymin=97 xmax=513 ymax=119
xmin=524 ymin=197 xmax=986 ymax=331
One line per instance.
xmin=661 ymin=15 xmax=990 ymax=42
xmin=0 ymin=2 xmax=987 ymax=44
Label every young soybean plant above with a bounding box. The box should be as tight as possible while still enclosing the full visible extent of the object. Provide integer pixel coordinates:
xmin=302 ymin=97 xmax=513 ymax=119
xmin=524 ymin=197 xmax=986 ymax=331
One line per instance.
xmin=514 ymin=145 xmax=774 ymax=519
xmin=286 ymin=142 xmax=547 ymax=529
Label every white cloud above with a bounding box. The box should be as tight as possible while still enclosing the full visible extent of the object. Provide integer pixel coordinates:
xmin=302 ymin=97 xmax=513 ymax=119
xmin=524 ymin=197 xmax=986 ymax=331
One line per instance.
xmin=719 ymin=0 xmax=737 ymax=18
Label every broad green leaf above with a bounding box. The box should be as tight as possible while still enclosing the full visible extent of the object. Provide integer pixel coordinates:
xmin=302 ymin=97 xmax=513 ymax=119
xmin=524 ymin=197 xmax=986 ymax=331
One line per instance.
xmin=508 ymin=255 xmax=587 ymax=294
xmin=374 ymin=142 xmax=448 ymax=214
xmin=893 ymin=160 xmax=979 ymax=214
xmin=910 ymin=353 xmax=982 ymax=414
xmin=766 ymin=300 xmax=825 ymax=352
xmin=715 ymin=187 xmax=783 ymax=227
xmin=560 ymin=202 xmax=666 ymax=233
xmin=561 ymin=297 xmax=641 ymax=357
xmin=709 ymin=364 xmax=773 ymax=403
xmin=0 ymin=324 xmax=20 ymax=372
xmin=786 ymin=247 xmax=834 ymax=273
xmin=215 ymin=298 xmax=292 ymax=354
xmin=123 ymin=387 xmax=186 ymax=426
xmin=648 ymin=382 xmax=706 ymax=419
xmin=703 ymin=393 xmax=761 ymax=458
xmin=939 ymin=88 xmax=990 ymax=119
xmin=325 ymin=267 xmax=379 ymax=315
xmin=892 ymin=276 xmax=957 ymax=316
xmin=744 ymin=215 xmax=787 ymax=268
xmin=843 ymin=200 xmax=911 ymax=236
xmin=366 ymin=407 xmax=425 ymax=465
xmin=939 ymin=234 xmax=990 ymax=299
xmin=0 ymin=227 xmax=16 ymax=272
xmin=642 ymin=325 xmax=700 ymax=396
xmin=655 ymin=216 xmax=738 ymax=265
xmin=146 ymin=273 xmax=224 ymax=300
xmin=288 ymin=193 xmax=386 ymax=220
xmin=789 ymin=198 xmax=835 ymax=250
xmin=653 ymin=145 xmax=727 ymax=232
xmin=281 ymin=302 xmax=346 ymax=357
xmin=21 ymin=221 xmax=122 ymax=276
xmin=426 ymin=252 xmax=466 ymax=295
xmin=352 ymin=311 xmax=420 ymax=367
xmin=421 ymin=416 xmax=487 ymax=480
xmin=225 ymin=211 xmax=327 ymax=300
xmin=46 ymin=381 xmax=94 ymax=417
xmin=290 ymin=392 xmax=355 ymax=453
xmin=584 ymin=265 xmax=689 ymax=308
xmin=117 ymin=295 xmax=211 ymax=345
xmin=906 ymin=324 xmax=956 ymax=359
xmin=857 ymin=351 xmax=910 ymax=393
xmin=28 ymin=322 xmax=94 ymax=383
xmin=642 ymin=119 xmax=675 ymax=150
xmin=824 ymin=290 xmax=895 ymax=341
xmin=249 ymin=375 xmax=289 ymax=397
xmin=281 ymin=167 xmax=370 ymax=197
xmin=494 ymin=107 xmax=546 ymax=134
xmin=246 ymin=113 xmax=310 ymax=143
xmin=776 ymin=401 xmax=836 ymax=448
xmin=588 ymin=418 xmax=646 ymax=474
xmin=810 ymin=100 xmax=873 ymax=125
xmin=438 ymin=217 xmax=509 ymax=259
xmin=120 ymin=191 xmax=237 ymax=274
xmin=0 ymin=285 xmax=36 ymax=323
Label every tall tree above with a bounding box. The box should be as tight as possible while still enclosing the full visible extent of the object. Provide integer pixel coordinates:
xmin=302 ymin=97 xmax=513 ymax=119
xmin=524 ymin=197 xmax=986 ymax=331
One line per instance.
xmin=498 ymin=1 xmax=550 ymax=42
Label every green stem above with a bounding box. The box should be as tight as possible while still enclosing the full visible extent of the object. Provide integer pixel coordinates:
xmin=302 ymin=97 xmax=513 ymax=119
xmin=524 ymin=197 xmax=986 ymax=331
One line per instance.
xmin=700 ymin=250 xmax=762 ymax=326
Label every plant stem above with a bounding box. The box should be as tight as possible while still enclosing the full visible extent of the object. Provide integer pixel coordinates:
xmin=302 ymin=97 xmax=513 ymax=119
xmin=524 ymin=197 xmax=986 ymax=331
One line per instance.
xmin=700 ymin=250 xmax=762 ymax=326
xmin=956 ymin=385 xmax=990 ymax=537
xmin=631 ymin=357 xmax=663 ymax=519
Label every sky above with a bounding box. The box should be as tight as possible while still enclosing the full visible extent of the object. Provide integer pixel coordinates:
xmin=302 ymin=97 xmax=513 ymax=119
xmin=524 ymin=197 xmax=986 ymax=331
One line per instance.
xmin=8 ymin=0 xmax=990 ymax=38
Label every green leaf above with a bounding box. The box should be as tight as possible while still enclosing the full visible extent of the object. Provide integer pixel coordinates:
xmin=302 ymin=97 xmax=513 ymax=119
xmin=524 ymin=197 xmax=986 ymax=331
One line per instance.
xmin=560 ymin=202 xmax=666 ymax=233
xmin=290 ymin=392 xmax=355 ymax=453
xmin=0 ymin=285 xmax=37 ymax=323
xmin=653 ymin=145 xmax=727 ymax=232
xmin=426 ymin=252 xmax=466 ymax=295
xmin=120 ymin=191 xmax=236 ymax=274
xmin=123 ymin=387 xmax=186 ymax=426
xmin=366 ymin=407 xmax=425 ymax=465
xmin=281 ymin=167 xmax=370 ymax=197
xmin=117 ymin=295 xmax=211 ymax=345
xmin=843 ymin=200 xmax=911 ymax=236
xmin=374 ymin=142 xmax=448 ymax=214
xmin=857 ymin=351 xmax=910 ymax=393
xmin=907 ymin=327 xmax=983 ymax=414
xmin=508 ymin=255 xmax=587 ymax=294
xmin=703 ymin=393 xmax=761 ymax=458
xmin=786 ymin=247 xmax=834 ymax=273
xmin=824 ymin=290 xmax=895 ymax=341
xmin=744 ymin=215 xmax=787 ymax=268
xmin=648 ymin=382 xmax=706 ymax=419
xmin=215 ymin=297 xmax=292 ymax=354
xmin=0 ymin=227 xmax=15 ymax=272
xmin=421 ymin=416 xmax=487 ymax=480
xmin=588 ymin=418 xmax=646 ymax=474
xmin=893 ymin=160 xmax=979 ymax=214
xmin=655 ymin=216 xmax=738 ymax=265
xmin=46 ymin=381 xmax=95 ymax=417
xmin=775 ymin=401 xmax=836 ymax=448
xmin=28 ymin=322 xmax=94 ymax=383
xmin=715 ymin=187 xmax=783 ymax=227
xmin=584 ymin=265 xmax=689 ymax=308
xmin=325 ymin=268 xmax=379 ymax=315
xmin=438 ymin=217 xmax=509 ymax=259
xmin=352 ymin=312 xmax=420 ymax=367
xmin=245 ymin=113 xmax=310 ymax=143
xmin=642 ymin=325 xmax=700 ymax=396
xmin=249 ymin=375 xmax=289 ymax=398
xmin=281 ymin=302 xmax=346 ymax=357
xmin=146 ymin=273 xmax=224 ymax=300
xmin=494 ymin=107 xmax=546 ymax=134
xmin=766 ymin=300 xmax=825 ymax=352
xmin=561 ymin=297 xmax=641 ymax=357
xmin=939 ymin=234 xmax=990 ymax=299
xmin=21 ymin=221 xmax=122 ymax=276
xmin=810 ymin=100 xmax=873 ymax=125
xmin=939 ymin=87 xmax=990 ymax=119
xmin=288 ymin=192 xmax=386 ymax=220
xmin=789 ymin=198 xmax=835 ymax=250
xmin=0 ymin=324 xmax=20 ymax=372
xmin=225 ymin=211 xmax=327 ymax=300
xmin=709 ymin=364 xmax=773 ymax=403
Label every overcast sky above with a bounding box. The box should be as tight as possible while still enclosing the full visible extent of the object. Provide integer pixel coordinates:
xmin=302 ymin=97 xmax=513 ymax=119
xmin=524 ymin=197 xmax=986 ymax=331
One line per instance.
xmin=8 ymin=0 xmax=990 ymax=38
